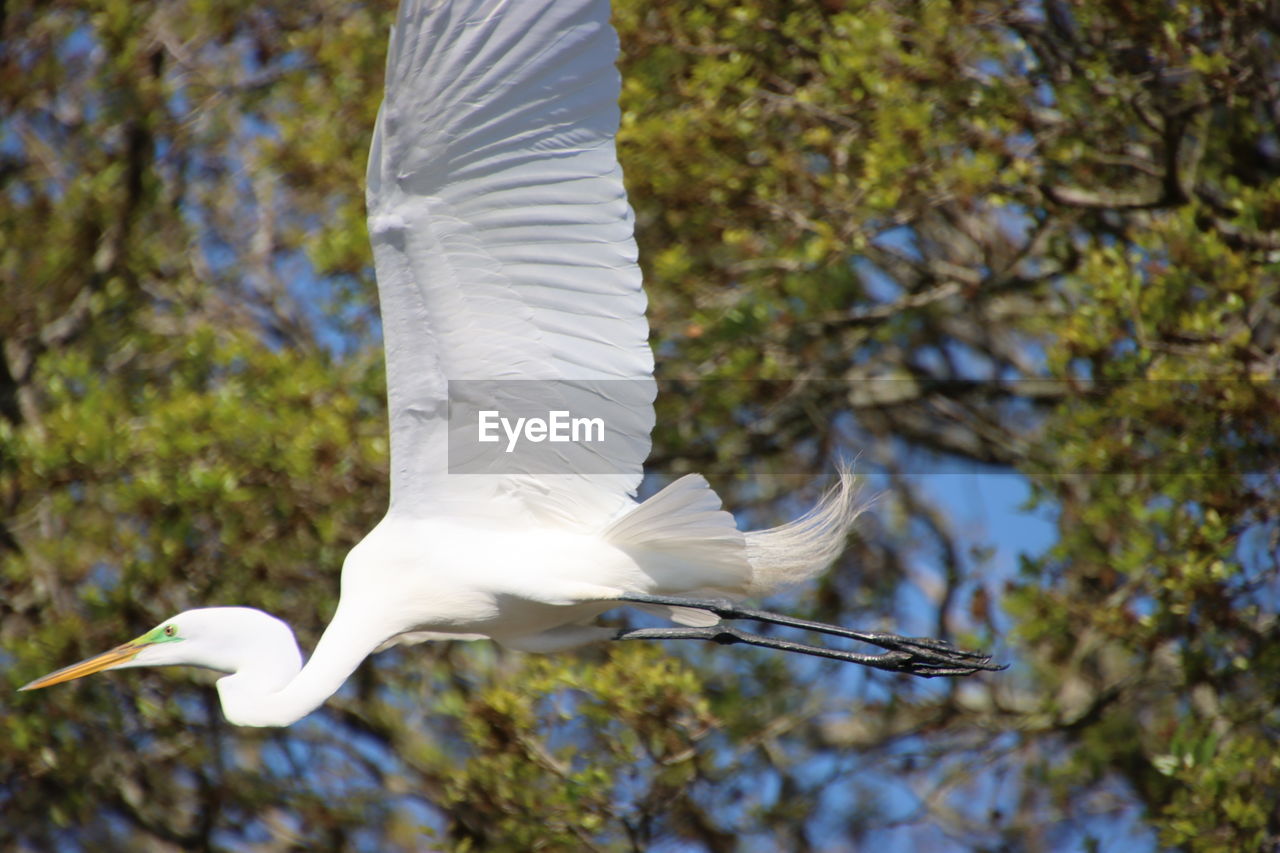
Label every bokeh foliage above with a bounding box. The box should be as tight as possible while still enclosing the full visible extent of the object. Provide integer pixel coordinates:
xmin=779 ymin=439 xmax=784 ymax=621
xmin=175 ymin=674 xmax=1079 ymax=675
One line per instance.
xmin=2 ymin=0 xmax=1277 ymax=849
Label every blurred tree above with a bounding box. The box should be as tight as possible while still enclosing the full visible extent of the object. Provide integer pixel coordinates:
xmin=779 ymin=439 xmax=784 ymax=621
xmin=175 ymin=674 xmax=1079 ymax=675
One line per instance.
xmin=1 ymin=0 xmax=1276 ymax=850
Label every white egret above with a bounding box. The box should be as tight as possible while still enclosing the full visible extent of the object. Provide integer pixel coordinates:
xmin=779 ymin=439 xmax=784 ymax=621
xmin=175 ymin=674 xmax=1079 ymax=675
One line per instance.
xmin=20 ymin=0 xmax=1001 ymax=727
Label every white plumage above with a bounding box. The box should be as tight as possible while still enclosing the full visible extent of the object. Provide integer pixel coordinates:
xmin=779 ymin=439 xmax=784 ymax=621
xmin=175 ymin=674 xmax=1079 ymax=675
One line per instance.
xmin=368 ymin=0 xmax=653 ymax=523
xmin=20 ymin=0 xmax=864 ymax=727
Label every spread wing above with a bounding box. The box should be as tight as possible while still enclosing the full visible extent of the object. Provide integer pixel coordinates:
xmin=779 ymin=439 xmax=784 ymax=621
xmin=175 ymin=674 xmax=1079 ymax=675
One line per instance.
xmin=366 ymin=0 xmax=654 ymax=524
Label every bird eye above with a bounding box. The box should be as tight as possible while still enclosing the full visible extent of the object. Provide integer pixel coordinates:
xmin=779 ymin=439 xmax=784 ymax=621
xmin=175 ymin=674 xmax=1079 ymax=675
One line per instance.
xmin=163 ymin=624 xmax=177 ymax=637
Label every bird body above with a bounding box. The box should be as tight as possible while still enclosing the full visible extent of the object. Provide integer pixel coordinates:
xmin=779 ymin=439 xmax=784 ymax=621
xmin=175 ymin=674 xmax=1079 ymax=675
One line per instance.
xmin=346 ymin=512 xmax=645 ymax=639
xmin=340 ymin=467 xmax=842 ymax=654
xmin=18 ymin=0 xmax=890 ymax=726
xmin=41 ymin=464 xmax=854 ymax=728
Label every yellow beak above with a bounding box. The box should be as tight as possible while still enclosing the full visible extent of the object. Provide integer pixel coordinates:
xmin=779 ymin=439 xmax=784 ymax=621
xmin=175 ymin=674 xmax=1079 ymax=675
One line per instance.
xmin=18 ymin=641 xmax=146 ymax=691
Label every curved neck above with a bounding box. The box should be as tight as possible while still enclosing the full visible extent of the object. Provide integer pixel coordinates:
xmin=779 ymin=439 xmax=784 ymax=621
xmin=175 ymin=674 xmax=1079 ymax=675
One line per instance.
xmin=217 ymin=605 xmax=384 ymax=728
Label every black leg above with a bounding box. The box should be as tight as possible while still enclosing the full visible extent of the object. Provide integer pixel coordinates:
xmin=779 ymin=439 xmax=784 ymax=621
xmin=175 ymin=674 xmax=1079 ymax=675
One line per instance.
xmin=612 ymin=593 xmax=1006 ymax=678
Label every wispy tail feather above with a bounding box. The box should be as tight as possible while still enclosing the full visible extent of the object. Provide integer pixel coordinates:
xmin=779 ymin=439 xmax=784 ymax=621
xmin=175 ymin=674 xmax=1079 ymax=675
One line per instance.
xmin=605 ymin=474 xmax=749 ymax=624
xmin=605 ymin=463 xmax=865 ymax=620
xmin=744 ymin=460 xmax=866 ymax=597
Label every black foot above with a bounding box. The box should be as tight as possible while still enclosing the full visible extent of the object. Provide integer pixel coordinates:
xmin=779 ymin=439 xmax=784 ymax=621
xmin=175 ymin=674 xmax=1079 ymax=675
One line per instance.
xmin=612 ymin=594 xmax=1007 ymax=678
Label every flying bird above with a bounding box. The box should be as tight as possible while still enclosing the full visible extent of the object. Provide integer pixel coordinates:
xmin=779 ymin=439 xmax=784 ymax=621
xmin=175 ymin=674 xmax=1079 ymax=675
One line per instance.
xmin=20 ymin=0 xmax=1001 ymax=727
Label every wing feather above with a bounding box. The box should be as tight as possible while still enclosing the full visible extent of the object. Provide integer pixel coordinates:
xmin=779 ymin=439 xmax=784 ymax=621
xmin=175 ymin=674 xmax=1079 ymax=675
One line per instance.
xmin=367 ymin=0 xmax=653 ymax=523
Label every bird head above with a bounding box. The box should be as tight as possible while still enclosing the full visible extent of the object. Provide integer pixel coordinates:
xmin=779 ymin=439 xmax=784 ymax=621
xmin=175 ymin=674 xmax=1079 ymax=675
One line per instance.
xmin=18 ymin=607 xmax=299 ymax=691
